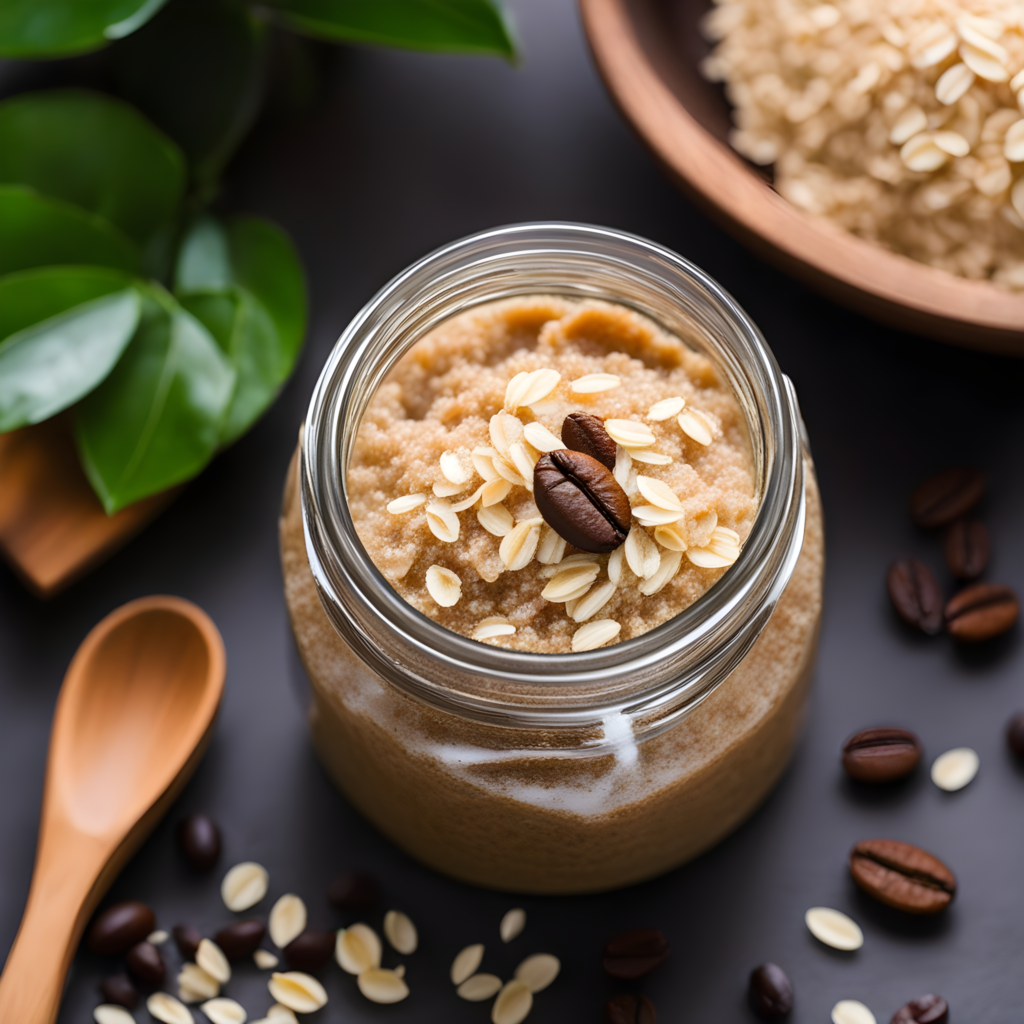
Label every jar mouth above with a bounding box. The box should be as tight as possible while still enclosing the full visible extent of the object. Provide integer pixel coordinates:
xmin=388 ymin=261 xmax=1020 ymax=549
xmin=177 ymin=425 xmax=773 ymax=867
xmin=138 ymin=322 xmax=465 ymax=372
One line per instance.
xmin=302 ymin=223 xmax=805 ymax=731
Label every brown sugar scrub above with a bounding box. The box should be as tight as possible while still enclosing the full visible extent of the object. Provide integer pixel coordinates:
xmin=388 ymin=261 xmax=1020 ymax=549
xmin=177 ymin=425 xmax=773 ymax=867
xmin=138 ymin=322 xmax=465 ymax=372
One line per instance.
xmin=347 ymin=297 xmax=759 ymax=653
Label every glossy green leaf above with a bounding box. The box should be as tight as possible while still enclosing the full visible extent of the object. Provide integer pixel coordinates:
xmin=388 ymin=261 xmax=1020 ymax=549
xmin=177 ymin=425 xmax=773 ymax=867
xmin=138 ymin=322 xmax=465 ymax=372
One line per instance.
xmin=259 ymin=0 xmax=516 ymax=57
xmin=0 ymin=289 xmax=141 ymax=433
xmin=175 ymin=216 xmax=232 ymax=292
xmin=0 ymin=0 xmax=169 ymax=58
xmin=0 ymin=265 xmax=136 ymax=343
xmin=0 ymin=90 xmax=184 ymax=248
xmin=75 ymin=292 xmax=236 ymax=512
xmin=0 ymin=186 xmax=141 ymax=277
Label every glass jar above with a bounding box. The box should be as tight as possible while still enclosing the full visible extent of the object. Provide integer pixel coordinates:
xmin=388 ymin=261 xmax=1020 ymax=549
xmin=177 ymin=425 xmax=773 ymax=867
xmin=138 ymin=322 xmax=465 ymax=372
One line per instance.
xmin=281 ymin=223 xmax=823 ymax=894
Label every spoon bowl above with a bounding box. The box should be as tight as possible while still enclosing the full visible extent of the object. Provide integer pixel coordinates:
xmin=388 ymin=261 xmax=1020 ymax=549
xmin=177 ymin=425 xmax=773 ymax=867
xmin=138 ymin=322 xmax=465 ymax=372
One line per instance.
xmin=0 ymin=596 xmax=225 ymax=1024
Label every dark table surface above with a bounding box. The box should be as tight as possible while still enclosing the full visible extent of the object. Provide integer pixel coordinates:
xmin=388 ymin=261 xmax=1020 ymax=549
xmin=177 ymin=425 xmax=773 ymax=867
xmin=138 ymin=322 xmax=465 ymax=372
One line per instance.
xmin=3 ymin=1 xmax=1024 ymax=1021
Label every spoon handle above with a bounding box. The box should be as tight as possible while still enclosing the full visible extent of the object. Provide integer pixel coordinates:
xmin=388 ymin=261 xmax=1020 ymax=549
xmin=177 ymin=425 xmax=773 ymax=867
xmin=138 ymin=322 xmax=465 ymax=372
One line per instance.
xmin=0 ymin=818 xmax=110 ymax=1024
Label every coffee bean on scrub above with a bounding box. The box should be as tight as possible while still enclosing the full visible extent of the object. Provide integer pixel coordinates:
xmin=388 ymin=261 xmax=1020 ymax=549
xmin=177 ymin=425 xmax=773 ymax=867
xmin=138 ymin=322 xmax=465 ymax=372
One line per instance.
xmin=172 ymin=923 xmax=202 ymax=961
xmin=101 ymin=974 xmax=138 ymax=1010
xmin=602 ymin=929 xmax=669 ymax=979
xmin=1007 ymin=712 xmax=1024 ymax=758
xmin=910 ymin=467 xmax=985 ymax=528
xmin=943 ymin=519 xmax=989 ymax=580
xmin=215 ymin=920 xmax=266 ymax=959
xmin=887 ymin=559 xmax=943 ymax=635
xmin=945 ymin=583 xmax=1019 ymax=641
xmin=177 ymin=813 xmax=221 ymax=872
xmin=534 ymin=450 xmax=631 ymax=553
xmin=748 ymin=963 xmax=794 ymax=1019
xmin=890 ymin=994 xmax=949 ymax=1024
xmin=605 ymin=993 xmax=657 ymax=1024
xmin=327 ymin=871 xmax=380 ymax=913
xmin=842 ymin=728 xmax=921 ymax=783
xmin=87 ymin=901 xmax=156 ymax=954
xmin=125 ymin=941 xmax=165 ymax=987
xmin=562 ymin=413 xmax=617 ymax=470
xmin=849 ymin=839 xmax=955 ymax=914
xmin=284 ymin=930 xmax=336 ymax=971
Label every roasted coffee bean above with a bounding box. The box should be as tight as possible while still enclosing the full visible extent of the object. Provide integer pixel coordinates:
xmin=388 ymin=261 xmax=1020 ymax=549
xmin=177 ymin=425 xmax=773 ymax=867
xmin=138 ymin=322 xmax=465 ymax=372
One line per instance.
xmin=602 ymin=928 xmax=669 ymax=979
xmin=172 ymin=923 xmax=202 ymax=961
xmin=215 ymin=919 xmax=266 ymax=959
xmin=605 ymin=993 xmax=657 ymax=1024
xmin=327 ymin=871 xmax=379 ymax=913
xmin=945 ymin=582 xmax=1019 ymax=641
xmin=562 ymin=412 xmax=617 ymax=470
xmin=850 ymin=838 xmax=955 ymax=914
xmin=1007 ymin=711 xmax=1024 ymax=758
xmin=534 ymin=449 xmax=631 ymax=553
xmin=910 ymin=467 xmax=985 ymax=528
xmin=177 ymin=813 xmax=221 ymax=871
xmin=887 ymin=559 xmax=943 ymax=635
xmin=101 ymin=973 xmax=138 ymax=1010
xmin=284 ymin=930 xmax=336 ymax=971
xmin=944 ymin=519 xmax=989 ymax=580
xmin=87 ymin=901 xmax=156 ymax=954
xmin=748 ymin=963 xmax=794 ymax=1019
xmin=890 ymin=994 xmax=949 ymax=1024
xmin=125 ymin=941 xmax=165 ymax=987
xmin=842 ymin=728 xmax=921 ymax=783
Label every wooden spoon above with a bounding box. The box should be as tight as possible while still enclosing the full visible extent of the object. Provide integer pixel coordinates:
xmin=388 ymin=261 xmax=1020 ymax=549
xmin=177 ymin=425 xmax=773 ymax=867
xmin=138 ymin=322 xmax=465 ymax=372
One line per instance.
xmin=0 ymin=596 xmax=226 ymax=1023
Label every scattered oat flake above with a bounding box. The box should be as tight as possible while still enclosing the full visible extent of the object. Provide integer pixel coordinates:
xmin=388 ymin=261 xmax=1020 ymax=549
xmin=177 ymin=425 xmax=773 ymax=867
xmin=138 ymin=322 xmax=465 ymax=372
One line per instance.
xmin=523 ymin=422 xmax=565 ymax=452
xmin=386 ymin=493 xmax=427 ymax=515
xmin=440 ymin=450 xmax=471 ymax=485
xmin=148 ymin=930 xmax=169 ymax=945
xmin=221 ymin=862 xmax=268 ymax=912
xmin=480 ymin=478 xmax=513 ymax=507
xmin=629 ymin=449 xmax=673 ymax=465
xmin=357 ymin=968 xmax=410 ymax=1004
xmin=1005 ymin=120 xmax=1024 ymax=162
xmin=572 ymin=619 xmax=622 ymax=652
xmin=536 ymin=524 xmax=567 ymax=565
xmin=254 ymin=950 xmax=279 ymax=969
xmin=654 ymin=523 xmax=687 ymax=551
xmin=477 ymin=504 xmax=514 ymax=537
xmin=492 ymin=454 xmax=527 ymax=488
xmin=269 ymin=894 xmax=307 ymax=949
xmin=832 ymin=1000 xmax=877 ymax=1024
xmin=636 ymin=475 xmax=684 ymax=512
xmin=490 ymin=411 xmax=524 ymax=457
xmin=178 ymin=963 xmax=219 ymax=1002
xmin=473 ymin=617 xmax=517 ymax=641
xmin=433 ymin=480 xmax=465 ymax=498
xmin=571 ymin=580 xmax=617 ymax=622
xmin=931 ymin=747 xmax=979 ymax=791
xmin=336 ymin=924 xmax=382 ymax=975
xmin=451 ymin=944 xmax=485 ymax=985
xmin=426 ymin=564 xmax=462 ymax=607
xmin=268 ymin=972 xmax=328 ymax=1014
xmin=449 ymin=484 xmax=485 ymax=512
xmin=500 ymin=907 xmax=526 ymax=942
xmin=542 ymin=563 xmax=601 ymax=601
xmin=677 ymin=408 xmax=714 ymax=446
xmin=508 ymin=442 xmax=536 ymax=488
xmin=520 ymin=368 xmax=562 ymax=406
xmin=265 ymin=1009 xmax=297 ymax=1024
xmin=613 ymin=446 xmax=633 ymax=488
xmin=504 ymin=371 xmax=531 ymax=411
xmin=147 ymin=993 xmax=193 ymax=1024
xmin=491 ymin=979 xmax=534 ymax=1024
xmin=605 ymin=419 xmax=655 ymax=448
xmin=196 ymin=939 xmax=231 ymax=985
xmin=646 ymin=396 xmax=685 ymax=420
xmin=457 ymin=973 xmax=504 ymax=1001
xmin=625 ymin=524 xmax=661 ymax=579
xmin=935 ymin=62 xmax=974 ymax=104
xmin=472 ymin=447 xmax=500 ymax=481
xmin=607 ymin=546 xmax=624 ymax=584
xmin=638 ymin=549 xmax=683 ymax=596
xmin=94 ymin=1007 xmax=135 ymax=1024
xmin=201 ymin=998 xmax=246 ymax=1024
xmin=805 ymin=907 xmax=864 ymax=950
xmin=426 ymin=500 xmax=460 ymax=543
xmin=959 ymin=41 xmax=1009 ymax=82
xmin=571 ymin=373 xmax=621 ymax=393
xmin=632 ymin=505 xmax=684 ymax=527
xmin=514 ymin=953 xmax=561 ymax=993
xmin=499 ymin=520 xmax=542 ymax=570
xmin=383 ymin=910 xmax=418 ymax=954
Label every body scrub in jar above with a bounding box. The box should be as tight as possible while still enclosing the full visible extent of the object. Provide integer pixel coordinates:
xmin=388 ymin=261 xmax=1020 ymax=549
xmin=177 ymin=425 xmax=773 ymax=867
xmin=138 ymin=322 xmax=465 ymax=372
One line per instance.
xmin=281 ymin=224 xmax=824 ymax=894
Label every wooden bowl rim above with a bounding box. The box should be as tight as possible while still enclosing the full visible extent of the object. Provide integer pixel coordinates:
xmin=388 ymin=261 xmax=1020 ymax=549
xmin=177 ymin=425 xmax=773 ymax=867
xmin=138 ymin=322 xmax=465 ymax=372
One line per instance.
xmin=580 ymin=0 xmax=1024 ymax=347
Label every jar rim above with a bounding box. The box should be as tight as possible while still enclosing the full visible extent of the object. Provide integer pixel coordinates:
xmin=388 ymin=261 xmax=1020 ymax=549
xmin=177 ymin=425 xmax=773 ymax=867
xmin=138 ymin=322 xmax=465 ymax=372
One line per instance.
xmin=301 ymin=222 xmax=805 ymax=732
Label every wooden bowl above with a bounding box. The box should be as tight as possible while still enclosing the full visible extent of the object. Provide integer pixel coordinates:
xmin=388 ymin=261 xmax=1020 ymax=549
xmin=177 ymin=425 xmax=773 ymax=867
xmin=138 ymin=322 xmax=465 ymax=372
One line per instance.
xmin=580 ymin=0 xmax=1024 ymax=353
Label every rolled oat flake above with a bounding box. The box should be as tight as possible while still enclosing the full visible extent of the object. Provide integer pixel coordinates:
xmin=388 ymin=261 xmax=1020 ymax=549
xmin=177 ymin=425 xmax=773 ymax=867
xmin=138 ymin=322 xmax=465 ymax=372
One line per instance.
xmin=267 ymin=971 xmax=328 ymax=1013
xmin=500 ymin=907 xmax=526 ymax=942
xmin=93 ymin=1006 xmax=135 ymax=1024
xmin=931 ymin=747 xmax=979 ymax=791
xmin=357 ymin=967 xmax=410 ymax=1004
xmin=201 ymin=997 xmax=247 ymax=1024
xmin=457 ymin=973 xmax=504 ymax=1001
xmin=268 ymin=894 xmax=307 ymax=949
xmin=831 ymin=999 xmax=876 ymax=1024
xmin=492 ymin=979 xmax=533 ymax=1024
xmin=146 ymin=992 xmax=193 ymax=1024
xmin=383 ymin=909 xmax=418 ymax=954
xmin=450 ymin=943 xmax=485 ymax=985
xmin=804 ymin=907 xmax=864 ymax=950
xmin=221 ymin=862 xmax=269 ymax=912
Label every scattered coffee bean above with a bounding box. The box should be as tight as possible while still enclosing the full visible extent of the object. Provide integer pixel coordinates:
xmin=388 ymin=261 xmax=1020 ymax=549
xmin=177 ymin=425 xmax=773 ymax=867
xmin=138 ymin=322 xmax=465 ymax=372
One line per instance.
xmin=562 ymin=413 xmax=616 ymax=470
xmin=748 ymin=963 xmax=793 ymax=1019
xmin=172 ymin=923 xmax=202 ymax=961
xmin=87 ymin=901 xmax=156 ymax=954
xmin=945 ymin=582 xmax=1019 ymax=641
xmin=889 ymin=994 xmax=949 ymax=1024
xmin=534 ymin=450 xmax=631 ymax=553
xmin=910 ymin=467 xmax=985 ymax=528
xmin=943 ymin=519 xmax=989 ymax=580
xmin=327 ymin=871 xmax=379 ymax=913
xmin=849 ymin=839 xmax=955 ymax=914
xmin=842 ymin=728 xmax=921 ymax=783
xmin=602 ymin=929 xmax=669 ymax=979
xmin=125 ymin=941 xmax=165 ymax=987
xmin=1006 ymin=711 xmax=1024 ymax=758
xmin=605 ymin=993 xmax=657 ymax=1024
xmin=101 ymin=973 xmax=139 ymax=1010
xmin=284 ymin=930 xmax=336 ymax=971
xmin=215 ymin=920 xmax=266 ymax=959
xmin=177 ymin=814 xmax=221 ymax=872
xmin=887 ymin=559 xmax=943 ymax=635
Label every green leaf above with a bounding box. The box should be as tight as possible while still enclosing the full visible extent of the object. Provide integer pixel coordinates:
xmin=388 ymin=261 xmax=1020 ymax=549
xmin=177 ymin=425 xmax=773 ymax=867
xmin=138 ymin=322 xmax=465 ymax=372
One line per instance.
xmin=0 ymin=265 xmax=136 ymax=342
xmin=0 ymin=0 xmax=169 ymax=58
xmin=0 ymin=289 xmax=141 ymax=433
xmin=0 ymin=90 xmax=185 ymax=249
xmin=259 ymin=0 xmax=517 ymax=57
xmin=75 ymin=291 xmax=236 ymax=512
xmin=0 ymin=185 xmax=141 ymax=277
xmin=175 ymin=216 xmax=232 ymax=292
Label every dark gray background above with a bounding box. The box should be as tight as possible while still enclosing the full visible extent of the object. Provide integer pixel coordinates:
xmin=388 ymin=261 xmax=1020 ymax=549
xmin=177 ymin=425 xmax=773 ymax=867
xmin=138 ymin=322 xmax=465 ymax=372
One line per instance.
xmin=3 ymin=1 xmax=1024 ymax=1021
